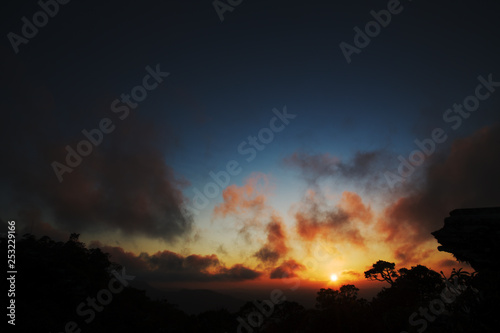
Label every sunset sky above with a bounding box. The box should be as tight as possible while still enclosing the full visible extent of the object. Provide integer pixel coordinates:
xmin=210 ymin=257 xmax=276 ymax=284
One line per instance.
xmin=2 ymin=0 xmax=499 ymax=298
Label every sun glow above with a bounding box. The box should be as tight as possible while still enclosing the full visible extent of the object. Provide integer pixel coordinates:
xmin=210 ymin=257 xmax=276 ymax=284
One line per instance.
xmin=330 ymin=274 xmax=338 ymax=282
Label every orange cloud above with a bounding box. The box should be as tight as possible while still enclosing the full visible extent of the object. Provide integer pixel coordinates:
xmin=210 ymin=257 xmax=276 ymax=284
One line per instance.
xmin=393 ymin=243 xmax=435 ymax=267
xmin=340 ymin=270 xmax=362 ymax=279
xmin=293 ymin=190 xmax=371 ymax=247
xmin=213 ymin=173 xmax=269 ymax=218
xmin=338 ymin=191 xmax=373 ymax=222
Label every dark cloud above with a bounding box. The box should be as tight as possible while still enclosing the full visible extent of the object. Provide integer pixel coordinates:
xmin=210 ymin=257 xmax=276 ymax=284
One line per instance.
xmin=254 ymin=247 xmax=281 ymax=265
xmin=253 ymin=215 xmax=288 ymax=265
xmin=223 ymin=264 xmax=262 ymax=281
xmin=379 ymin=123 xmax=500 ymax=259
xmin=283 ymin=151 xmax=388 ymax=188
xmin=437 ymin=259 xmax=471 ymax=271
xmin=270 ymin=259 xmax=306 ymax=279
xmin=89 ymin=242 xmax=262 ymax=283
xmin=89 ymin=241 xmax=151 ymax=275
xmin=0 ymin=59 xmax=192 ymax=242
xmin=184 ymin=254 xmax=221 ymax=271
xmin=339 ymin=151 xmax=383 ymax=178
xmin=439 ymin=259 xmax=460 ymax=268
xmin=1 ymin=206 xmax=66 ymax=242
xmin=283 ymin=152 xmax=339 ymax=185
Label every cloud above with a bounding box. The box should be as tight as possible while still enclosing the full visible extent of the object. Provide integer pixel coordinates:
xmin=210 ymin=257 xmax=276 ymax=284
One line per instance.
xmin=89 ymin=241 xmax=152 ymax=274
xmin=340 ymin=270 xmax=362 ymax=279
xmin=14 ymin=206 xmax=68 ymax=242
xmin=393 ymin=244 xmax=435 ymax=267
xmin=270 ymin=259 xmax=306 ymax=279
xmin=378 ymin=123 xmax=500 ymax=264
xmin=216 ymin=244 xmax=228 ymax=255
xmin=47 ymin=139 xmax=193 ymax=241
xmin=338 ymin=151 xmax=386 ymax=180
xmin=283 ymin=152 xmax=339 ymax=185
xmin=0 ymin=65 xmax=192 ymax=242
xmin=89 ymin=241 xmax=262 ymax=282
xmin=293 ymin=190 xmax=372 ymax=246
xmin=339 ymin=191 xmax=373 ymax=222
xmin=283 ymin=150 xmax=388 ymax=188
xmin=254 ymin=215 xmax=289 ymax=265
xmin=379 ymin=123 xmax=500 ymax=245
xmin=213 ymin=173 xmax=269 ymax=218
xmin=439 ymin=259 xmax=460 ymax=268
xmin=223 ymin=264 xmax=262 ymax=281
xmin=212 ymin=173 xmax=273 ymax=243
xmin=254 ymin=247 xmax=281 ymax=265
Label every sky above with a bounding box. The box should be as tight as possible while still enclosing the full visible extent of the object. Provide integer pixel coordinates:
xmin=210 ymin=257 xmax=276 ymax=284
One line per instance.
xmin=1 ymin=0 xmax=500 ymax=299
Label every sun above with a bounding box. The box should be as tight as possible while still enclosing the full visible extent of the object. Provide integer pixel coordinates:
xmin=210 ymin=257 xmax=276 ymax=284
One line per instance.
xmin=330 ymin=274 xmax=338 ymax=282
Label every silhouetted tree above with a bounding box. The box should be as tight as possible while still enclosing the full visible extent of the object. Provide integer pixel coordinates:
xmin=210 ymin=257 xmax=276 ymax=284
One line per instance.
xmin=313 ymin=285 xmax=371 ymax=333
xmin=364 ymin=260 xmax=398 ymax=286
xmin=6 ymin=233 xmax=189 ymax=333
xmin=316 ymin=285 xmax=361 ymax=310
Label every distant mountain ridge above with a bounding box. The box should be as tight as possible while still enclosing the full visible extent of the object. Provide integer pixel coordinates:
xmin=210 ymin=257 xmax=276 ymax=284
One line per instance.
xmin=130 ymin=280 xmax=245 ymax=314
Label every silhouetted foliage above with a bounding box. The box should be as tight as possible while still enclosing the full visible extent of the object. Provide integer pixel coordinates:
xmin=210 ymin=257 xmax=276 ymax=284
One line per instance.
xmin=6 ymin=234 xmax=191 ymax=333
xmin=5 ymin=223 xmax=498 ymax=333
xmin=364 ymin=260 xmax=399 ymax=286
